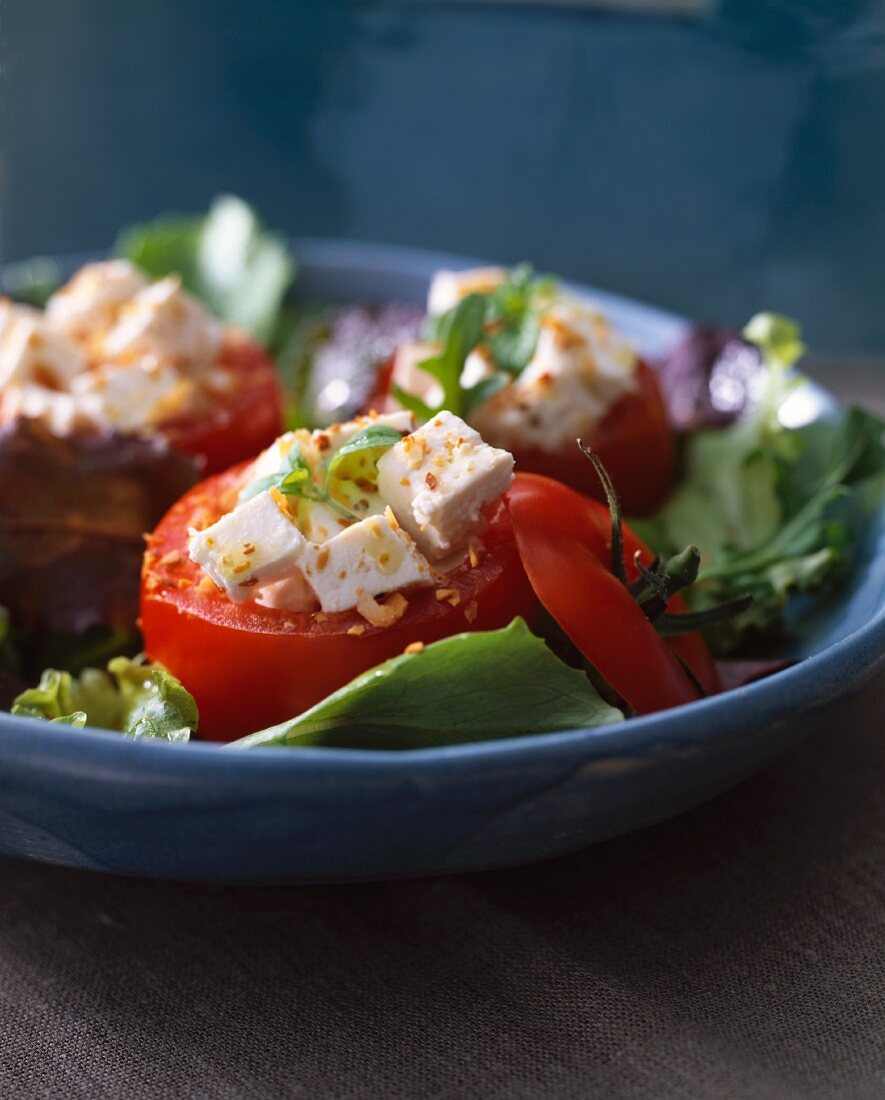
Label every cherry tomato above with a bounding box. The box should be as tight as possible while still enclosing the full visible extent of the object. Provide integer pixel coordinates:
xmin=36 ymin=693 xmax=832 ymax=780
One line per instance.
xmin=507 ymin=361 xmax=675 ymax=516
xmin=159 ymin=336 xmax=284 ymax=475
xmin=141 ymin=465 xmax=537 ymax=741
xmin=507 ymin=473 xmax=719 ymax=712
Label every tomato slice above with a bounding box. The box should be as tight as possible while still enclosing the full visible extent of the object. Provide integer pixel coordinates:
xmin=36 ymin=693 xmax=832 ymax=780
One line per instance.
xmin=159 ymin=336 xmax=284 ymax=475
xmin=507 ymin=361 xmax=675 ymax=516
xmin=141 ymin=465 xmax=536 ymax=741
xmin=507 ymin=473 xmax=717 ymax=713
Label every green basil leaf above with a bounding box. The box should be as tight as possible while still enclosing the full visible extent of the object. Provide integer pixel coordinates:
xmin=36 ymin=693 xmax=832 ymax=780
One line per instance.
xmin=325 ymin=425 xmax=403 ymax=484
xmin=230 ymin=618 xmax=623 ymax=750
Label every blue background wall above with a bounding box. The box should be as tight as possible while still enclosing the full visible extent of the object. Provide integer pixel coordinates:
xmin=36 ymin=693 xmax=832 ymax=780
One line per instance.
xmin=3 ymin=1 xmax=885 ymax=354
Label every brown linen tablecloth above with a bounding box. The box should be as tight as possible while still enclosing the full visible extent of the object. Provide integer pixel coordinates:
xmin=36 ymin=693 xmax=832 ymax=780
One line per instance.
xmin=0 ymin=672 xmax=882 ymax=1100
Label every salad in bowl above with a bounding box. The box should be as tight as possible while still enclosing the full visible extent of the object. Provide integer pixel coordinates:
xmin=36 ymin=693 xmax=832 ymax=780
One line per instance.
xmin=1 ymin=198 xmax=882 ymax=757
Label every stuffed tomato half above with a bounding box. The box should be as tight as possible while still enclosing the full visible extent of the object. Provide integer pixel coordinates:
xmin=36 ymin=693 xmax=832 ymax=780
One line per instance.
xmin=0 ymin=259 xmax=283 ymax=473
xmin=141 ymin=411 xmax=537 ymax=739
xmin=142 ymin=408 xmax=716 ymax=741
xmin=377 ymin=266 xmax=675 ymax=515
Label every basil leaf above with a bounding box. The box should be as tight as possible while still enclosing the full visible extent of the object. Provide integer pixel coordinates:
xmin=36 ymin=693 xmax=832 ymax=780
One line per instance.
xmin=12 ymin=658 xmax=197 ymax=741
xmin=230 ymin=618 xmax=623 ymax=750
xmin=116 ymin=194 xmax=295 ymax=343
xmin=325 ymin=425 xmax=402 ymax=484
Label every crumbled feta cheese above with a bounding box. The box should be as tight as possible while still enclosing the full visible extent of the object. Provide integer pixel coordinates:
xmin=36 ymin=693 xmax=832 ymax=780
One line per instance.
xmin=70 ymin=358 xmax=197 ymax=431
xmin=0 ymin=385 xmax=86 ymax=435
xmin=45 ymin=260 xmax=147 ymax=345
xmin=0 ymin=299 xmax=86 ymax=390
xmin=427 ymin=267 xmax=507 ymax=316
xmin=376 ymin=411 xmax=514 ymax=560
xmin=300 ymin=507 xmax=434 ymax=614
xmin=103 ymin=275 xmax=222 ymax=371
xmin=470 ymin=301 xmax=637 ymax=451
xmin=188 ymin=490 xmax=307 ymax=601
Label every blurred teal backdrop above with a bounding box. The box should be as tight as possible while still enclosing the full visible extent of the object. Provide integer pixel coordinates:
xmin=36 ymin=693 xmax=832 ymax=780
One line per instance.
xmin=3 ymin=1 xmax=885 ymax=354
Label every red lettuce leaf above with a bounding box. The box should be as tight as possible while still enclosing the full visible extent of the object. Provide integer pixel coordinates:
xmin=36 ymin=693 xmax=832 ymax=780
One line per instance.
xmin=0 ymin=420 xmax=199 ymax=636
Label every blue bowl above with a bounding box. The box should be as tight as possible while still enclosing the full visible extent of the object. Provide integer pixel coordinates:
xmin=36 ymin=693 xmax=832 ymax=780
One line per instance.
xmin=0 ymin=241 xmax=882 ymax=882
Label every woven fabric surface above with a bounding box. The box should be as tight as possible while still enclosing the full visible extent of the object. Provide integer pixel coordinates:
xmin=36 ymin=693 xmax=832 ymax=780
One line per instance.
xmin=0 ymin=672 xmax=881 ymax=1100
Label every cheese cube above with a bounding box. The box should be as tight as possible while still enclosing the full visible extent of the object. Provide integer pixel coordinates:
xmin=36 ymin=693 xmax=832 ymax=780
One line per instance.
xmin=301 ymin=508 xmax=433 ymax=614
xmin=376 ymin=411 xmax=514 ymax=560
xmin=0 ymin=300 xmax=86 ymax=390
xmin=45 ymin=260 xmax=147 ymax=343
xmin=188 ymin=490 xmax=307 ymax=601
xmin=70 ymin=358 xmax=196 ymax=431
xmin=103 ymin=275 xmax=222 ymax=370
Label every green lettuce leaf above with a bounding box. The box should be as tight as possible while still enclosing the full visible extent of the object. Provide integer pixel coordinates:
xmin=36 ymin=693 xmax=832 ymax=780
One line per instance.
xmin=230 ymin=618 xmax=623 ymax=750
xmin=636 ymin=318 xmax=885 ymax=652
xmin=12 ymin=658 xmax=198 ymax=741
xmin=115 ymin=194 xmax=295 ymax=343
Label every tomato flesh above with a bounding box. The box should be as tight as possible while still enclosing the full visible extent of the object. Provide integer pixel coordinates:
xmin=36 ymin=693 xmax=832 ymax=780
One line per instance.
xmin=160 ymin=337 xmax=284 ymax=475
xmin=507 ymin=473 xmax=718 ymax=712
xmin=141 ymin=465 xmax=536 ymax=741
xmin=507 ymin=361 xmax=674 ymax=516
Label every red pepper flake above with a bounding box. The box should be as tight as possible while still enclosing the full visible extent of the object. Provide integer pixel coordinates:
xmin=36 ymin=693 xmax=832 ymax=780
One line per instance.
xmin=425 ymin=471 xmax=439 ymax=490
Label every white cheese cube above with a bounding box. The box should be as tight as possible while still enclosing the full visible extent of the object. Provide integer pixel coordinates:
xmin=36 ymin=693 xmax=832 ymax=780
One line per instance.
xmin=301 ymin=508 xmax=433 ymax=614
xmin=0 ymin=300 xmax=86 ymax=390
xmin=70 ymin=358 xmax=196 ymax=431
xmin=188 ymin=490 xmax=307 ymax=601
xmin=103 ymin=275 xmax=222 ymax=371
xmin=45 ymin=260 xmax=147 ymax=343
xmin=427 ymin=267 xmax=507 ymax=316
xmin=376 ymin=411 xmax=514 ymax=560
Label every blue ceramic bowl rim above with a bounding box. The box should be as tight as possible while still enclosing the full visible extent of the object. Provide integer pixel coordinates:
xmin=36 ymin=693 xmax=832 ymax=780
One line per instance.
xmin=0 ymin=239 xmax=882 ymax=778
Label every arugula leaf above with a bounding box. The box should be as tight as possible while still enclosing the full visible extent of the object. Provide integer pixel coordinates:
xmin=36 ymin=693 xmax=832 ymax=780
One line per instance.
xmin=417 ymin=294 xmax=488 ymax=417
xmin=404 ymin=265 xmax=556 ymax=420
xmin=116 ymin=194 xmax=295 ymax=343
xmin=12 ymin=657 xmax=197 ymax=741
xmin=230 ymin=618 xmax=623 ymax=750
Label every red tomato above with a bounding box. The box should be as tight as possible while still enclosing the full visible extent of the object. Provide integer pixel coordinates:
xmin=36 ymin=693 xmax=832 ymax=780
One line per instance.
xmin=507 ymin=361 xmax=675 ymax=516
xmin=159 ymin=335 xmax=284 ymax=475
xmin=507 ymin=473 xmax=719 ymax=712
xmin=370 ymin=357 xmax=674 ymax=515
xmin=141 ymin=465 xmax=537 ymax=741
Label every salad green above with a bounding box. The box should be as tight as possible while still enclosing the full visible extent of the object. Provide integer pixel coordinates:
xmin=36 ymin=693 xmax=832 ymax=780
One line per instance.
xmin=12 ymin=657 xmax=196 ymax=741
xmin=394 ymin=265 xmax=555 ymax=421
xmin=235 ymin=618 xmax=623 ymax=749
xmin=635 ymin=315 xmax=885 ymax=651
xmin=116 ymin=194 xmax=295 ymax=344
